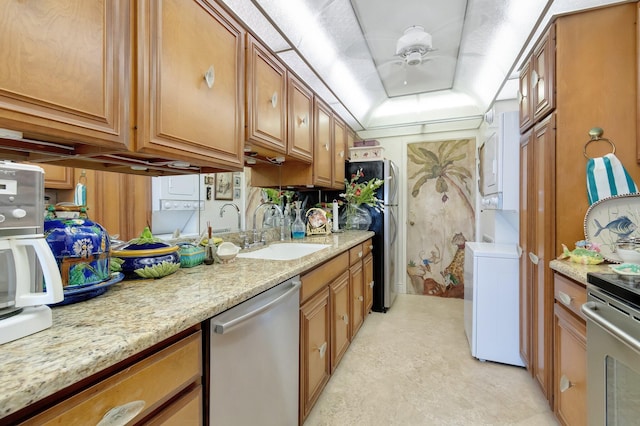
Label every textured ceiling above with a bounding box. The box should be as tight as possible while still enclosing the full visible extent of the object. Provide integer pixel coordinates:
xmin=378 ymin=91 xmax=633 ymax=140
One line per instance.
xmin=220 ymin=0 xmax=632 ymax=137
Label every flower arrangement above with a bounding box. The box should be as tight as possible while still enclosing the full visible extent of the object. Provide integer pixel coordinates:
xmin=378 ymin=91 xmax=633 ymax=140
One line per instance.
xmin=340 ymin=168 xmax=384 ymax=208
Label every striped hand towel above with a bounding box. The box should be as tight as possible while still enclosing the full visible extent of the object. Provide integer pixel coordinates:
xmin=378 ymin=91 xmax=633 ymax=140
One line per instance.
xmin=586 ymin=153 xmax=638 ymax=205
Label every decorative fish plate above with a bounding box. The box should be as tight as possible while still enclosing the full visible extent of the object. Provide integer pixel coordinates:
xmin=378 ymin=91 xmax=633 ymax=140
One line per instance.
xmin=584 ymin=193 xmax=640 ymax=263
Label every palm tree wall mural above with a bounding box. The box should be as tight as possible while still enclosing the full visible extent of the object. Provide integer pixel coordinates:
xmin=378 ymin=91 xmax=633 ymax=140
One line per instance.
xmin=406 ymin=139 xmax=476 ymax=298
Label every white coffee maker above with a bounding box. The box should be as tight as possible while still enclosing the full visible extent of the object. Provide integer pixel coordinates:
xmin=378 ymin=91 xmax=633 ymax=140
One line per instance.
xmin=0 ymin=161 xmax=63 ymax=344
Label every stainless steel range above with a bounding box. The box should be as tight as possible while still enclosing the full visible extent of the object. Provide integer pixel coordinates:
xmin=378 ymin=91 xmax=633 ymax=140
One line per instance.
xmin=583 ymin=272 xmax=640 ymax=425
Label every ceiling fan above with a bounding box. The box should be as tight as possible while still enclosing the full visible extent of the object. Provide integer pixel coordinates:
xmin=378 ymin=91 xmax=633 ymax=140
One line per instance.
xmin=394 ymin=25 xmax=435 ymax=66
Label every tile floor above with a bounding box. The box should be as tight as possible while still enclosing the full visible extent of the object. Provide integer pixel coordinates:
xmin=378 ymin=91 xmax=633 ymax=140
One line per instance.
xmin=304 ymin=294 xmax=559 ymax=425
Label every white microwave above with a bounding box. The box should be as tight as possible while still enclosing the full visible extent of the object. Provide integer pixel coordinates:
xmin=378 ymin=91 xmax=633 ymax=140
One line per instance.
xmin=478 ymin=111 xmax=519 ymax=211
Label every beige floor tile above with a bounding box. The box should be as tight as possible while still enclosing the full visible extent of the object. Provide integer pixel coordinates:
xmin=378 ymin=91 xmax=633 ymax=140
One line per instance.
xmin=304 ymin=294 xmax=558 ymax=426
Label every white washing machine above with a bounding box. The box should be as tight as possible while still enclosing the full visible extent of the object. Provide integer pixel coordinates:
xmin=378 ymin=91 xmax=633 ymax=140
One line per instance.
xmin=463 ymin=242 xmax=524 ymax=367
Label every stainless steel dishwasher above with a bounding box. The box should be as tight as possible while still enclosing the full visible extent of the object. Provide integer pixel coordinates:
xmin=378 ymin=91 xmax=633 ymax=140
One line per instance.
xmin=209 ymin=276 xmax=300 ymax=426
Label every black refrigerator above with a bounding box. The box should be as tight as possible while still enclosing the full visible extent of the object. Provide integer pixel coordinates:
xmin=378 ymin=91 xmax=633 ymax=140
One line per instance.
xmin=346 ymin=159 xmax=398 ymax=312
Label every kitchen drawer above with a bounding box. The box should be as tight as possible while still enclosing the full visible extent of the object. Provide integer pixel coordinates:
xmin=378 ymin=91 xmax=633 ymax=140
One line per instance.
xmin=362 ymin=239 xmax=373 ymax=257
xmin=23 ymin=331 xmax=202 ymax=425
xmin=554 ymin=273 xmax=587 ymax=321
xmin=301 ymin=252 xmax=349 ymax=302
xmin=145 ymin=384 xmax=202 ymax=426
xmin=349 ymin=244 xmax=364 ymax=265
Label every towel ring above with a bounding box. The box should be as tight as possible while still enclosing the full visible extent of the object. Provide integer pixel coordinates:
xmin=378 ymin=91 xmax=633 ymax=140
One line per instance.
xmin=583 ymin=127 xmax=616 ymax=159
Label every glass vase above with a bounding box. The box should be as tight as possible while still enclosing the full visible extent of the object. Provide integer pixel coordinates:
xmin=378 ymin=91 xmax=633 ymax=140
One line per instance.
xmin=342 ymin=203 xmax=372 ymax=230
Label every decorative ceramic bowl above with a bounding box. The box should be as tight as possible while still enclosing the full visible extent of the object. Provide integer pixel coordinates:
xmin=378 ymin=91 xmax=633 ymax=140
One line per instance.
xmin=111 ymin=228 xmax=180 ymax=279
xmin=615 ymin=238 xmax=640 ymax=264
xmin=44 ymin=204 xmax=111 ymax=288
xmin=217 ymin=242 xmax=240 ymax=263
xmin=177 ymin=242 xmax=205 ymax=268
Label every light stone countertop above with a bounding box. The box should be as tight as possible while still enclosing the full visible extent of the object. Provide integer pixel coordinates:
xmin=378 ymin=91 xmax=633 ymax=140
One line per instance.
xmin=0 ymin=231 xmax=374 ymax=419
xmin=549 ymin=258 xmax=615 ymax=285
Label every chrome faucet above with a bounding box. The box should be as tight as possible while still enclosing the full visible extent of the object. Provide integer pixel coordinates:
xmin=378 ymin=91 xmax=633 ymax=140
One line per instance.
xmin=252 ymin=202 xmax=285 ymax=245
xmin=219 ymin=202 xmax=241 ymax=232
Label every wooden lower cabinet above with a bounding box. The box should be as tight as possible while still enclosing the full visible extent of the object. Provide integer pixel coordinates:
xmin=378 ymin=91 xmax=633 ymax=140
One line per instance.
xmin=299 ymin=287 xmax=331 ymax=424
xmin=553 ymin=273 xmax=587 ymax=426
xmin=299 ymin=242 xmax=373 ymax=424
xmin=20 ymin=328 xmax=203 ymax=425
xmin=363 ymin=252 xmax=374 ymax=316
xmin=330 ymin=271 xmax=351 ymax=372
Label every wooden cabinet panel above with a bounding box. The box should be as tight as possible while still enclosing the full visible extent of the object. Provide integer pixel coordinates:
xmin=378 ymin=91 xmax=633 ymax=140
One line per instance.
xmin=299 ymin=287 xmax=331 ymax=424
xmin=300 ymin=252 xmax=349 ymax=302
xmin=287 ymin=74 xmax=314 ymax=163
xmin=518 ymin=60 xmax=533 ymax=132
xmin=136 ymin=0 xmax=244 ymax=170
xmin=81 ymin=169 xmax=151 ymax=241
xmin=350 ymin=260 xmax=364 ymax=338
xmin=145 ymin=384 xmax=202 ymax=426
xmin=519 ymin=131 xmax=532 ymax=370
xmin=553 ymin=304 xmax=586 ymax=426
xmin=531 ymin=25 xmax=555 ymax=122
xmin=330 ymin=271 xmax=350 ymax=372
xmin=531 ymin=114 xmax=556 ymax=400
xmin=363 ymin=252 xmax=374 ymax=317
xmin=313 ymin=98 xmax=333 ymax=187
xmin=37 ymin=164 xmax=74 ymax=190
xmin=333 ymin=118 xmax=346 ymax=189
xmin=23 ymin=331 xmax=202 ymax=425
xmin=246 ymin=34 xmax=287 ymax=154
xmin=0 ymin=0 xmax=129 ymax=149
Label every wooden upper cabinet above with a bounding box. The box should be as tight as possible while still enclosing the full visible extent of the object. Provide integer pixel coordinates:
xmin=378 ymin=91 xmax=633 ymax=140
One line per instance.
xmin=0 ymin=0 xmax=129 ymax=148
xmin=313 ymin=98 xmax=333 ymax=187
xmin=287 ymin=74 xmax=314 ymax=163
xmin=518 ymin=59 xmax=533 ymax=132
xmin=246 ymin=34 xmax=287 ymax=156
xmin=135 ymin=0 xmax=245 ymax=170
xmin=531 ymin=24 xmax=556 ymax=122
xmin=332 ymin=118 xmax=346 ymax=189
xmin=40 ymin=164 xmax=74 ymax=190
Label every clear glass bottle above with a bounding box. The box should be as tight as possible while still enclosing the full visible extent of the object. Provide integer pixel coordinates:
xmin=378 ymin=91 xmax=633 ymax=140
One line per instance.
xmin=291 ymin=201 xmax=305 ymax=239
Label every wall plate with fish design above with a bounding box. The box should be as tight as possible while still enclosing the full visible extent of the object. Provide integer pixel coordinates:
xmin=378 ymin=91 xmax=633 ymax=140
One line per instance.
xmin=584 ymin=193 xmax=640 ymax=263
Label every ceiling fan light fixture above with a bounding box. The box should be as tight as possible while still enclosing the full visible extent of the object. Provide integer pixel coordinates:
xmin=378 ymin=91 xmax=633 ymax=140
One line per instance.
xmin=406 ymin=51 xmax=423 ymax=66
xmin=395 ymin=25 xmax=433 ymax=59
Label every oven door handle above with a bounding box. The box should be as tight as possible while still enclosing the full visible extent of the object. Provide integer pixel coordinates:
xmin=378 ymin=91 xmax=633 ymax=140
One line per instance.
xmin=582 ymin=301 xmax=640 ymax=354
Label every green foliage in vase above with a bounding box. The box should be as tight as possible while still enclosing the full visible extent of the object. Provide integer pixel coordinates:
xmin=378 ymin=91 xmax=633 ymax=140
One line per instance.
xmin=340 ymin=168 xmax=384 ymax=208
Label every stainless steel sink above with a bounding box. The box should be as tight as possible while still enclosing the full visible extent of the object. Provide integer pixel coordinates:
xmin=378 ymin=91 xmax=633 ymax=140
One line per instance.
xmin=236 ymin=242 xmax=331 ymax=261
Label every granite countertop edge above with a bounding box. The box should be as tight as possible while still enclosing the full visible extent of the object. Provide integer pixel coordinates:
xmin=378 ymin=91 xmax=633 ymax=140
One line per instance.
xmin=549 ymin=258 xmax=614 ymax=285
xmin=0 ymin=231 xmax=374 ymax=419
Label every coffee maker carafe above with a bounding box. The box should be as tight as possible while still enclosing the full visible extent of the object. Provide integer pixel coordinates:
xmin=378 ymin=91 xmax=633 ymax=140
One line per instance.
xmin=0 ymin=161 xmax=63 ymax=344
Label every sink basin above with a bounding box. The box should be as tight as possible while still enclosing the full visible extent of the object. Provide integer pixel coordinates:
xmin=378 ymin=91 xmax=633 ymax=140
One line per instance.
xmin=237 ymin=242 xmax=331 ymax=261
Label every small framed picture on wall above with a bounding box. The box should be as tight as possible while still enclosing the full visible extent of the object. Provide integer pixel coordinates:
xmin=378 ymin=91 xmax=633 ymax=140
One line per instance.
xmin=215 ymin=173 xmax=233 ymax=200
xmin=233 ymin=188 xmax=241 ymax=199
xmin=233 ymin=174 xmax=241 ymax=188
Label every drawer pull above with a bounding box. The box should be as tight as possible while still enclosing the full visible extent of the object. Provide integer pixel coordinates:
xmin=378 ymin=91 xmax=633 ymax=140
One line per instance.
xmin=342 ymin=313 xmax=349 ymax=324
xmin=369 ymin=281 xmax=374 ymax=288
xmin=97 ymin=400 xmax=146 ymax=426
xmin=369 ymin=244 xmax=373 ymax=250
xmin=204 ymin=65 xmax=215 ymax=89
xmin=558 ymin=291 xmax=573 ymax=306
xmin=528 ymin=252 xmax=539 ymax=265
xmin=358 ymin=296 xmax=364 ymax=302
xmin=318 ymin=341 xmax=327 ymax=359
xmin=559 ymin=375 xmax=573 ymax=393
xmin=358 ymin=251 xmax=363 ymax=258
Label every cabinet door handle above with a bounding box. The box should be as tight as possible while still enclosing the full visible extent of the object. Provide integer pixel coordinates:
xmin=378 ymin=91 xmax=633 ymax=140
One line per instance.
xmin=517 ymin=246 xmax=523 ymax=257
xmin=204 ymin=65 xmax=215 ymax=89
xmin=558 ymin=291 xmax=573 ymax=306
xmin=318 ymin=341 xmax=327 ymax=359
xmin=528 ymin=252 xmax=539 ymax=265
xmin=369 ymin=244 xmax=373 ymax=250
xmin=298 ymin=115 xmax=308 ymax=127
xmin=97 ymin=400 xmax=146 ymax=426
xmin=271 ymin=92 xmax=278 ymax=108
xmin=517 ymin=90 xmax=524 ymax=104
xmin=342 ymin=313 xmax=349 ymax=324
xmin=369 ymin=281 xmax=374 ymax=288
xmin=358 ymin=251 xmax=363 ymax=258
xmin=339 ymin=150 xmax=344 ymax=158
xmin=559 ymin=375 xmax=573 ymax=393
xmin=358 ymin=295 xmax=364 ymax=302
